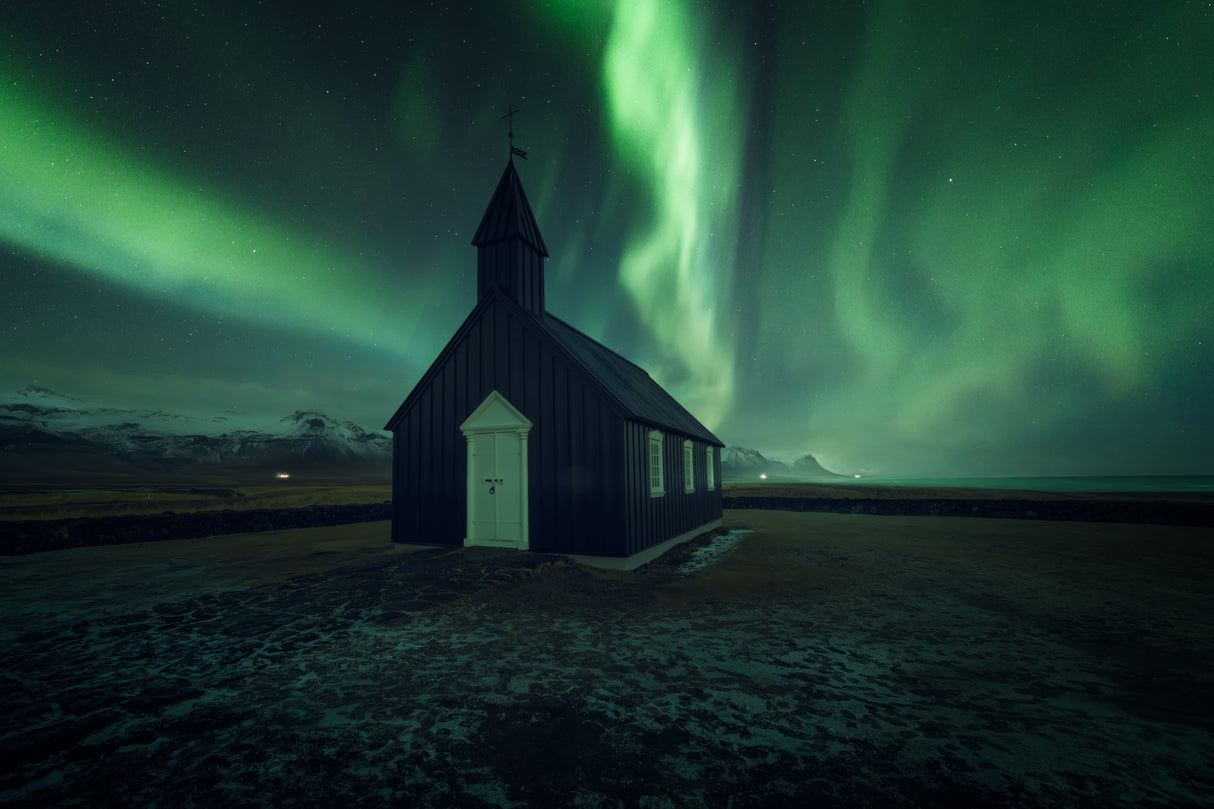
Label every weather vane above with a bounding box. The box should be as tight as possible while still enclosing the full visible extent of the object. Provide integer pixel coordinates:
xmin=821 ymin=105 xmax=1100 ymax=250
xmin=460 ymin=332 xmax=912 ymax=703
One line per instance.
xmin=502 ymin=104 xmax=529 ymax=160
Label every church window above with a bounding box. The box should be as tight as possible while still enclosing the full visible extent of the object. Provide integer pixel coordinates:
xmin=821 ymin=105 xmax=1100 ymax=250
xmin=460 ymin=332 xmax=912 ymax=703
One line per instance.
xmin=706 ymin=446 xmax=715 ymax=490
xmin=683 ymin=439 xmax=695 ymax=493
xmin=648 ymin=430 xmax=665 ymax=496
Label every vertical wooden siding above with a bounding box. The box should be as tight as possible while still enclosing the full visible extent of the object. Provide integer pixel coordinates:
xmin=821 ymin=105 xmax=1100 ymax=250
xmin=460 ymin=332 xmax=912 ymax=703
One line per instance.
xmin=476 ymin=241 xmax=544 ymax=315
xmin=391 ymin=296 xmax=627 ymax=553
xmin=621 ymin=422 xmax=724 ymax=556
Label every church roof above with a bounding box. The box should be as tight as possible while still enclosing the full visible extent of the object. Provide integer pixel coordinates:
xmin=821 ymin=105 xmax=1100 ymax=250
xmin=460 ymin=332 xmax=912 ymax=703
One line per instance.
xmin=385 ymin=287 xmax=723 ymax=446
xmin=541 ymin=313 xmax=724 ymax=446
xmin=471 ymin=158 xmax=549 ymax=255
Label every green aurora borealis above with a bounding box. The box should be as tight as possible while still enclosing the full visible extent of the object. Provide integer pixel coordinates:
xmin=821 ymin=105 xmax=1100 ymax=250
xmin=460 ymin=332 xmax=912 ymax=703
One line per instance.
xmin=2 ymin=1 xmax=1211 ymax=476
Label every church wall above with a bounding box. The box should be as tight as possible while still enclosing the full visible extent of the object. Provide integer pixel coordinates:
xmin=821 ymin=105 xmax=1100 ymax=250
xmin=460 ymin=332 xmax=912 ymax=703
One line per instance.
xmin=622 ymin=421 xmax=724 ymax=556
xmin=391 ymin=294 xmax=628 ymax=553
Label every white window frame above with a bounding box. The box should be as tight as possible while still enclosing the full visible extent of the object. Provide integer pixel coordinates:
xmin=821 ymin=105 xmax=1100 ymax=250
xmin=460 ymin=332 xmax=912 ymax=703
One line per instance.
xmin=683 ymin=439 xmax=695 ymax=493
xmin=706 ymin=446 xmax=715 ymax=491
xmin=648 ymin=430 xmax=665 ymax=497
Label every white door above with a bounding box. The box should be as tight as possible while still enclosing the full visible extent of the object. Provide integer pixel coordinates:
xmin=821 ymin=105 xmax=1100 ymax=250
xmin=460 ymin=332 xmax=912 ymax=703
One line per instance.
xmin=461 ymin=391 xmax=531 ymax=550
xmin=470 ymin=431 xmax=524 ymax=546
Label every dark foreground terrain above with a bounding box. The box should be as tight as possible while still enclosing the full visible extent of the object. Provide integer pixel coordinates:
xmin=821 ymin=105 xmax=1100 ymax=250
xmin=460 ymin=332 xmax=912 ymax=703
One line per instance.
xmin=1 ymin=511 xmax=1211 ymax=807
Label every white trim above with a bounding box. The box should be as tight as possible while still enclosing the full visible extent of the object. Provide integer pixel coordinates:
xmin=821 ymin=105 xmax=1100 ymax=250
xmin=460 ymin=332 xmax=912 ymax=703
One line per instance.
xmin=464 ymin=432 xmax=479 ymax=544
xmin=706 ymin=445 xmax=715 ymax=491
xmin=516 ymin=426 xmax=530 ymax=547
xmin=647 ymin=429 xmax=665 ymax=497
xmin=460 ymin=390 xmax=533 ymax=433
xmin=461 ymin=391 xmax=532 ymax=550
xmin=683 ymin=439 xmax=695 ymax=493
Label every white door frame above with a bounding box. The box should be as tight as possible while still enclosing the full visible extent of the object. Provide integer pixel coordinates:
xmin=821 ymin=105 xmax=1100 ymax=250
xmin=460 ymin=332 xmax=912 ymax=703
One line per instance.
xmin=459 ymin=390 xmax=532 ymax=550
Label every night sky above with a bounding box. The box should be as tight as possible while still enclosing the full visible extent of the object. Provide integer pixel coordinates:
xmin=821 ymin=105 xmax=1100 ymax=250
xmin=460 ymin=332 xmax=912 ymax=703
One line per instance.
xmin=3 ymin=1 xmax=1211 ymax=477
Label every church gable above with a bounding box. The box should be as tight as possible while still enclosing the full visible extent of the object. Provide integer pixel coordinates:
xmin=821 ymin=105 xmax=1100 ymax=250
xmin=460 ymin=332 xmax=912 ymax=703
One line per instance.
xmin=385 ymin=289 xmax=631 ymax=434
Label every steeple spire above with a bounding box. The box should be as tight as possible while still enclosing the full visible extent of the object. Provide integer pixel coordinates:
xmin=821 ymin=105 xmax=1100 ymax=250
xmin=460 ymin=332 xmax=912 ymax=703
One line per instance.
xmin=471 ymin=157 xmax=548 ymax=314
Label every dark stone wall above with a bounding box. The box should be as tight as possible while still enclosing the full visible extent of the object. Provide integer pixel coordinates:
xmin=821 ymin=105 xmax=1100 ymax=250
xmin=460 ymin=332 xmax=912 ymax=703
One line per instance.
xmin=721 ymin=496 xmax=1214 ymax=527
xmin=5 ymin=495 xmax=1209 ymax=558
xmin=1 ymin=503 xmax=392 ymax=556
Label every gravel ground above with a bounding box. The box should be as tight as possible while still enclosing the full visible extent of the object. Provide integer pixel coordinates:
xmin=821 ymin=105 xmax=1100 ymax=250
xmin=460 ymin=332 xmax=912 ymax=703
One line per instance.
xmin=1 ymin=511 xmax=1211 ymax=808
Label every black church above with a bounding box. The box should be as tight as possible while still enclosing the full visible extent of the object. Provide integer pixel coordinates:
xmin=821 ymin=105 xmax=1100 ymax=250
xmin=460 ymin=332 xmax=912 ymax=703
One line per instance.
xmin=385 ymin=157 xmax=724 ymax=566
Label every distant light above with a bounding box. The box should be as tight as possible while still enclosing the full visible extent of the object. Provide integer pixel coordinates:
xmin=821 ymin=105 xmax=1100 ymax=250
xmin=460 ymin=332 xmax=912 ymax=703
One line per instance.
xmin=759 ymin=473 xmax=767 ymax=480
xmin=854 ymin=474 xmax=862 ymax=478
xmin=276 ymin=473 xmax=290 ymax=479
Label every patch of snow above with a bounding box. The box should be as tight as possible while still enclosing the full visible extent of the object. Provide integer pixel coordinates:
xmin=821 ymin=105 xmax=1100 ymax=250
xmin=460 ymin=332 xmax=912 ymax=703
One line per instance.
xmin=677 ymin=529 xmax=753 ymax=575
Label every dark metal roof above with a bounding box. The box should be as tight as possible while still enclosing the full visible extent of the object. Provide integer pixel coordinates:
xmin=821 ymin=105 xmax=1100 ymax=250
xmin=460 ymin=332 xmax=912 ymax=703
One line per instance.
xmin=471 ymin=158 xmax=549 ymax=255
xmin=541 ymin=313 xmax=724 ymax=446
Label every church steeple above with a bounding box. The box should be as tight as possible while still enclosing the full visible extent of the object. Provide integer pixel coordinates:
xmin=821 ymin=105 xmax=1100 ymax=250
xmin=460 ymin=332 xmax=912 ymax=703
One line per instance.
xmin=471 ymin=157 xmax=549 ymax=315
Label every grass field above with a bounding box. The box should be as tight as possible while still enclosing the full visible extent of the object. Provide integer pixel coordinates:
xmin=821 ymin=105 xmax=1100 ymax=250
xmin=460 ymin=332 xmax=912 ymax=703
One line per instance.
xmin=0 ymin=484 xmax=391 ymax=521
xmin=6 ymin=479 xmax=1211 ymax=522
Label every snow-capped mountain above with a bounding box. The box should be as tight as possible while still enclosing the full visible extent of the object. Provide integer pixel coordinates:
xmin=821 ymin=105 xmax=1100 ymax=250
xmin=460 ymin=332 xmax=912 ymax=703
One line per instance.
xmin=269 ymin=411 xmax=393 ymax=465
xmin=720 ymin=447 xmax=774 ymax=477
xmin=4 ymin=384 xmax=242 ymax=435
xmin=0 ymin=386 xmax=390 ymax=481
xmin=720 ymin=446 xmax=841 ymax=480
xmin=2 ymin=386 xmax=841 ymax=484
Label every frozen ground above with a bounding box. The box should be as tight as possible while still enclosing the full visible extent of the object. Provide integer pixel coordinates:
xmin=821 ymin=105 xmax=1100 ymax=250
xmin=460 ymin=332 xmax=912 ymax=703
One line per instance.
xmin=1 ymin=511 xmax=1211 ymax=807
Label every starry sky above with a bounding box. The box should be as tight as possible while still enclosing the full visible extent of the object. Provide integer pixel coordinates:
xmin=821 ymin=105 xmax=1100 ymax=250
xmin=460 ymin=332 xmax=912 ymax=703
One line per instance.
xmin=3 ymin=1 xmax=1212 ymax=477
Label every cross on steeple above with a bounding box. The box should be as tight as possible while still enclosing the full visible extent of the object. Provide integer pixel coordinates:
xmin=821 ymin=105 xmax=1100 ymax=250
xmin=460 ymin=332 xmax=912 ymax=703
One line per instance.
xmin=501 ymin=104 xmax=529 ymax=160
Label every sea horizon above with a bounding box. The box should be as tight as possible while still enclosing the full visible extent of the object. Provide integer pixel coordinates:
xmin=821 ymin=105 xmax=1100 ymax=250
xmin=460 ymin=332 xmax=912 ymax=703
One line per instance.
xmin=727 ymin=475 xmax=1214 ymax=494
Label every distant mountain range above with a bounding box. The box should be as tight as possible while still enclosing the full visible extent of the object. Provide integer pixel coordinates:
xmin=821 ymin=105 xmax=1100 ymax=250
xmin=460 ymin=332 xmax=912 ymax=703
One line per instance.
xmin=720 ymin=446 xmax=842 ymax=480
xmin=1 ymin=385 xmax=838 ymax=485
xmin=0 ymin=386 xmax=391 ymax=483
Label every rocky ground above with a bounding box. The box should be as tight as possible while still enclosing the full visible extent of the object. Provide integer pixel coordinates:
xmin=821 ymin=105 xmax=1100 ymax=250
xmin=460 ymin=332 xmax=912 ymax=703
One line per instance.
xmin=1 ymin=511 xmax=1211 ymax=807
